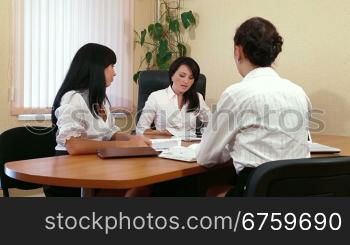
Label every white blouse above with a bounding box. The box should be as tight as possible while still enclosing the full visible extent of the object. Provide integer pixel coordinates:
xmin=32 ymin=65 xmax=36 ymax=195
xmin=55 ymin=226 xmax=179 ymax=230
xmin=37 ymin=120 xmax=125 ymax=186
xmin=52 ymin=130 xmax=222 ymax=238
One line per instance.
xmin=55 ymin=90 xmax=120 ymax=151
xmin=136 ymin=86 xmax=211 ymax=137
xmin=197 ymin=67 xmax=311 ymax=173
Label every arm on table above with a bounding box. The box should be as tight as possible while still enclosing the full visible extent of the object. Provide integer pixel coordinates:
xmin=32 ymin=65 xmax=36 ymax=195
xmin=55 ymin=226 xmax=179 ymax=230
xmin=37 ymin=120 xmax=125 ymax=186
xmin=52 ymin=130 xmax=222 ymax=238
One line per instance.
xmin=143 ymin=129 xmax=173 ymax=136
xmin=66 ymin=135 xmax=151 ymax=155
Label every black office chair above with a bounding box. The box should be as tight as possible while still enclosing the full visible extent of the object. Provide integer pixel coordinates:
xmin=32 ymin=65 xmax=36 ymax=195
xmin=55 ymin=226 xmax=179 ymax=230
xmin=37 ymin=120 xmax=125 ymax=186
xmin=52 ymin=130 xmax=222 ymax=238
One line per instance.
xmin=136 ymin=70 xmax=207 ymax=134
xmin=0 ymin=126 xmax=56 ymax=197
xmin=242 ymin=157 xmax=350 ymax=197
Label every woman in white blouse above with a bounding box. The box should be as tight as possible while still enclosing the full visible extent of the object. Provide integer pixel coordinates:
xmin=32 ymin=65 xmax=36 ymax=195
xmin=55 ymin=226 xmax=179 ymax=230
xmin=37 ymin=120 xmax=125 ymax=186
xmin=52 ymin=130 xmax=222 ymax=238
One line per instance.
xmin=197 ymin=17 xmax=311 ymax=196
xmin=136 ymin=57 xmax=211 ymax=137
xmin=45 ymin=43 xmax=150 ymax=197
xmin=52 ymin=43 xmax=150 ymax=155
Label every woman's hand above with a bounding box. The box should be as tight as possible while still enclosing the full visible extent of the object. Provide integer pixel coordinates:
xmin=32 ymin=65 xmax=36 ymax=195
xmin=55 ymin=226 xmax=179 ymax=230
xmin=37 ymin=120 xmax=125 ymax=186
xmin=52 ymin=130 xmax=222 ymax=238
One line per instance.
xmin=65 ymin=135 xmax=152 ymax=155
xmin=129 ymin=135 xmax=152 ymax=147
xmin=110 ymin=132 xmax=131 ymax=141
xmin=144 ymin=129 xmax=173 ymax=136
xmin=115 ymin=135 xmax=152 ymax=148
xmin=159 ymin=130 xmax=173 ymax=136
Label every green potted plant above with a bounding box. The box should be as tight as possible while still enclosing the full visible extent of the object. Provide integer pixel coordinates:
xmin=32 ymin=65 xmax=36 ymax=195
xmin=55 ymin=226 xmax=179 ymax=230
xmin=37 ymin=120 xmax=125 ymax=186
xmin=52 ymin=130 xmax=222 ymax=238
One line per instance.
xmin=133 ymin=0 xmax=197 ymax=83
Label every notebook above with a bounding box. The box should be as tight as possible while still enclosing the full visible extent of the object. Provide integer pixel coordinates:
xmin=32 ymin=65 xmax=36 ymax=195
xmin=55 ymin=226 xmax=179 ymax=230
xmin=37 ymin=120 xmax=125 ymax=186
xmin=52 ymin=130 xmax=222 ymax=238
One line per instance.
xmin=97 ymin=147 xmax=159 ymax=159
xmin=308 ymin=132 xmax=341 ymax=153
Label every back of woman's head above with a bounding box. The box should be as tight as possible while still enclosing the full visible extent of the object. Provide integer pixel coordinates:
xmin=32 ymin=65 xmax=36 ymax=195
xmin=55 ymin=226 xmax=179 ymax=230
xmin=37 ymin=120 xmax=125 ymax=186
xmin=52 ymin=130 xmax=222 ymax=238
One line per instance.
xmin=234 ymin=17 xmax=283 ymax=67
xmin=168 ymin=56 xmax=201 ymax=112
xmin=52 ymin=43 xmax=116 ymax=127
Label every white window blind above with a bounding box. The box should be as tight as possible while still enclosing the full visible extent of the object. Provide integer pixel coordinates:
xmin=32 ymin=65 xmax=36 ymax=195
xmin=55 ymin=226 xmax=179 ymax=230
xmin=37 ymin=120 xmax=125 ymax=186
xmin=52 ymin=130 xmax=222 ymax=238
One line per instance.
xmin=10 ymin=0 xmax=134 ymax=115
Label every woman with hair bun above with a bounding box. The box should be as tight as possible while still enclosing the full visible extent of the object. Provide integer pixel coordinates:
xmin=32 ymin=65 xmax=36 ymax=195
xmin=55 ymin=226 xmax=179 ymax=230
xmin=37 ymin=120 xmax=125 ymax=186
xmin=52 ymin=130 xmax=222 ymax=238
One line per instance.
xmin=197 ymin=17 xmax=311 ymax=196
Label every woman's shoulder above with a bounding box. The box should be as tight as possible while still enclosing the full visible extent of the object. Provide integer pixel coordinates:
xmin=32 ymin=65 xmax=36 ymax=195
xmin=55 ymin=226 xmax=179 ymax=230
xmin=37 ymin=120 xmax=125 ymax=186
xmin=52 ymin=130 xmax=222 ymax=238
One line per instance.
xmin=147 ymin=87 xmax=168 ymax=101
xmin=60 ymin=90 xmax=86 ymax=106
xmin=196 ymin=92 xmax=205 ymax=99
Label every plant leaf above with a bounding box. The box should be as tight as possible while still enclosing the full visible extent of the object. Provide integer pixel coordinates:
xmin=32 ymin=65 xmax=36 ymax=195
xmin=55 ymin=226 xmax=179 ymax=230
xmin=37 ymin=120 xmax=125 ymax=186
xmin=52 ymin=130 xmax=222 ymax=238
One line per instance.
xmin=157 ymin=39 xmax=170 ymax=68
xmin=146 ymin=51 xmax=152 ymax=64
xmin=187 ymin=11 xmax=196 ymax=25
xmin=148 ymin=24 xmax=155 ymax=38
xmin=140 ymin=29 xmax=146 ymax=46
xmin=153 ymin=23 xmax=164 ymax=40
xmin=181 ymin=11 xmax=196 ymax=29
xmin=177 ymin=43 xmax=187 ymax=56
xmin=169 ymin=19 xmax=180 ymax=33
xmin=133 ymin=71 xmax=141 ymax=83
xmin=158 ymin=39 xmax=169 ymax=54
xmin=156 ymin=52 xmax=172 ymax=69
xmin=181 ymin=12 xmax=190 ymax=29
xmin=148 ymin=23 xmax=163 ymax=40
xmin=157 ymin=39 xmax=171 ymax=69
xmin=135 ymin=8 xmax=197 ymax=74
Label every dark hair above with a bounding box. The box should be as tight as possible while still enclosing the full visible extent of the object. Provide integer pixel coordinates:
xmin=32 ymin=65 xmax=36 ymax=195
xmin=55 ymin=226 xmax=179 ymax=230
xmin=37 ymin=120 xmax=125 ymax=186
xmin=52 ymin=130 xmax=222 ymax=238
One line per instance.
xmin=51 ymin=43 xmax=116 ymax=127
xmin=234 ymin=17 xmax=283 ymax=67
xmin=168 ymin=56 xmax=200 ymax=113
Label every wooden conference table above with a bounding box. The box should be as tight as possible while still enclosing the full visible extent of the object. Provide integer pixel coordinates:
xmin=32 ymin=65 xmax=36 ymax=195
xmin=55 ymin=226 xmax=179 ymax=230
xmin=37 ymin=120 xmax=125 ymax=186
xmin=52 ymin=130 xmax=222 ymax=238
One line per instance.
xmin=5 ymin=135 xmax=350 ymax=197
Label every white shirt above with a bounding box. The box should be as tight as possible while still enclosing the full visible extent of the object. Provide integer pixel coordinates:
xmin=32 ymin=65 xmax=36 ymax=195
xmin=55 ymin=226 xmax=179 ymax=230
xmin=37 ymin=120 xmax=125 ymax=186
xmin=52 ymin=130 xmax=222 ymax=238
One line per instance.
xmin=55 ymin=90 xmax=120 ymax=151
xmin=197 ymin=67 xmax=311 ymax=173
xmin=136 ymin=86 xmax=211 ymax=137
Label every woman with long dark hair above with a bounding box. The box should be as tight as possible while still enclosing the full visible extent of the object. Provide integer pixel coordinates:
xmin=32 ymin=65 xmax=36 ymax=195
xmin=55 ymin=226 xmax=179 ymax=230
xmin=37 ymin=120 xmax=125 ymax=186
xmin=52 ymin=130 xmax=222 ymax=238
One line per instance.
xmin=136 ymin=56 xmax=210 ymax=137
xmin=44 ymin=43 xmax=150 ymax=197
xmin=52 ymin=43 xmax=150 ymax=155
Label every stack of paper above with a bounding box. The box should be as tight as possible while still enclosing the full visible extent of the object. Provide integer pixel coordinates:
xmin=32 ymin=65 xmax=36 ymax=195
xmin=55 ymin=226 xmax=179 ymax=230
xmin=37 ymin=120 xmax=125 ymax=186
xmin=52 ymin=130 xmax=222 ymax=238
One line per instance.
xmin=308 ymin=142 xmax=341 ymax=153
xmin=172 ymin=136 xmax=202 ymax=142
xmin=166 ymin=128 xmax=196 ymax=138
xmin=307 ymin=131 xmax=340 ymax=153
xmin=150 ymin=138 xmax=181 ymax=151
xmin=158 ymin=144 xmax=200 ymax=162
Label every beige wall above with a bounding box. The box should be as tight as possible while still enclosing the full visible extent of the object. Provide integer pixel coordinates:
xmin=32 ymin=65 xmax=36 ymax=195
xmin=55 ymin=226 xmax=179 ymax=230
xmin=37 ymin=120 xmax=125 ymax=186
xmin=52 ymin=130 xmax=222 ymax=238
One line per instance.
xmin=1 ymin=0 xmax=350 ymax=136
xmin=183 ymin=0 xmax=350 ymax=136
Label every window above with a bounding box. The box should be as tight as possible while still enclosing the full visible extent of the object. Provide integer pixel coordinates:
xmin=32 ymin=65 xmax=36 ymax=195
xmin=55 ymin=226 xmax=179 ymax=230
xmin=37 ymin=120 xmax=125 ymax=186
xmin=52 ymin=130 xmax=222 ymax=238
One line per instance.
xmin=10 ymin=0 xmax=134 ymax=115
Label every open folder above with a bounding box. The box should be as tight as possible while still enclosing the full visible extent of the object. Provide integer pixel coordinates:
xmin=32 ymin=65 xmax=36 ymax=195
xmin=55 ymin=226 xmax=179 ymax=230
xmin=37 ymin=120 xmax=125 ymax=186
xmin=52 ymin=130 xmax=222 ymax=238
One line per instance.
xmin=97 ymin=147 xmax=159 ymax=159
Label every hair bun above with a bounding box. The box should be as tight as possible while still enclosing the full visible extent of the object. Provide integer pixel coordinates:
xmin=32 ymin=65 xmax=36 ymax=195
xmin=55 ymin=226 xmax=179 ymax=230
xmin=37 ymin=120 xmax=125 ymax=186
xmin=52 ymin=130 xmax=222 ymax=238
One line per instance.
xmin=234 ymin=17 xmax=283 ymax=67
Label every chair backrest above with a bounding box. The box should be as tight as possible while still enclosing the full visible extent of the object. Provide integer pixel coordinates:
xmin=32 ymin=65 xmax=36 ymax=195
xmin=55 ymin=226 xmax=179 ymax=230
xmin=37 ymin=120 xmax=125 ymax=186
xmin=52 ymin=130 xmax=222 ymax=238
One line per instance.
xmin=0 ymin=126 xmax=56 ymax=195
xmin=136 ymin=70 xmax=207 ymax=123
xmin=244 ymin=157 xmax=350 ymax=197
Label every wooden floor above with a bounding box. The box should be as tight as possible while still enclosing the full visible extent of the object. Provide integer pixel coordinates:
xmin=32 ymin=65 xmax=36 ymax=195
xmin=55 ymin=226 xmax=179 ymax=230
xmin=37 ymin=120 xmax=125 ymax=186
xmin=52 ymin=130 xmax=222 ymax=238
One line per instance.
xmin=0 ymin=188 xmax=45 ymax=197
